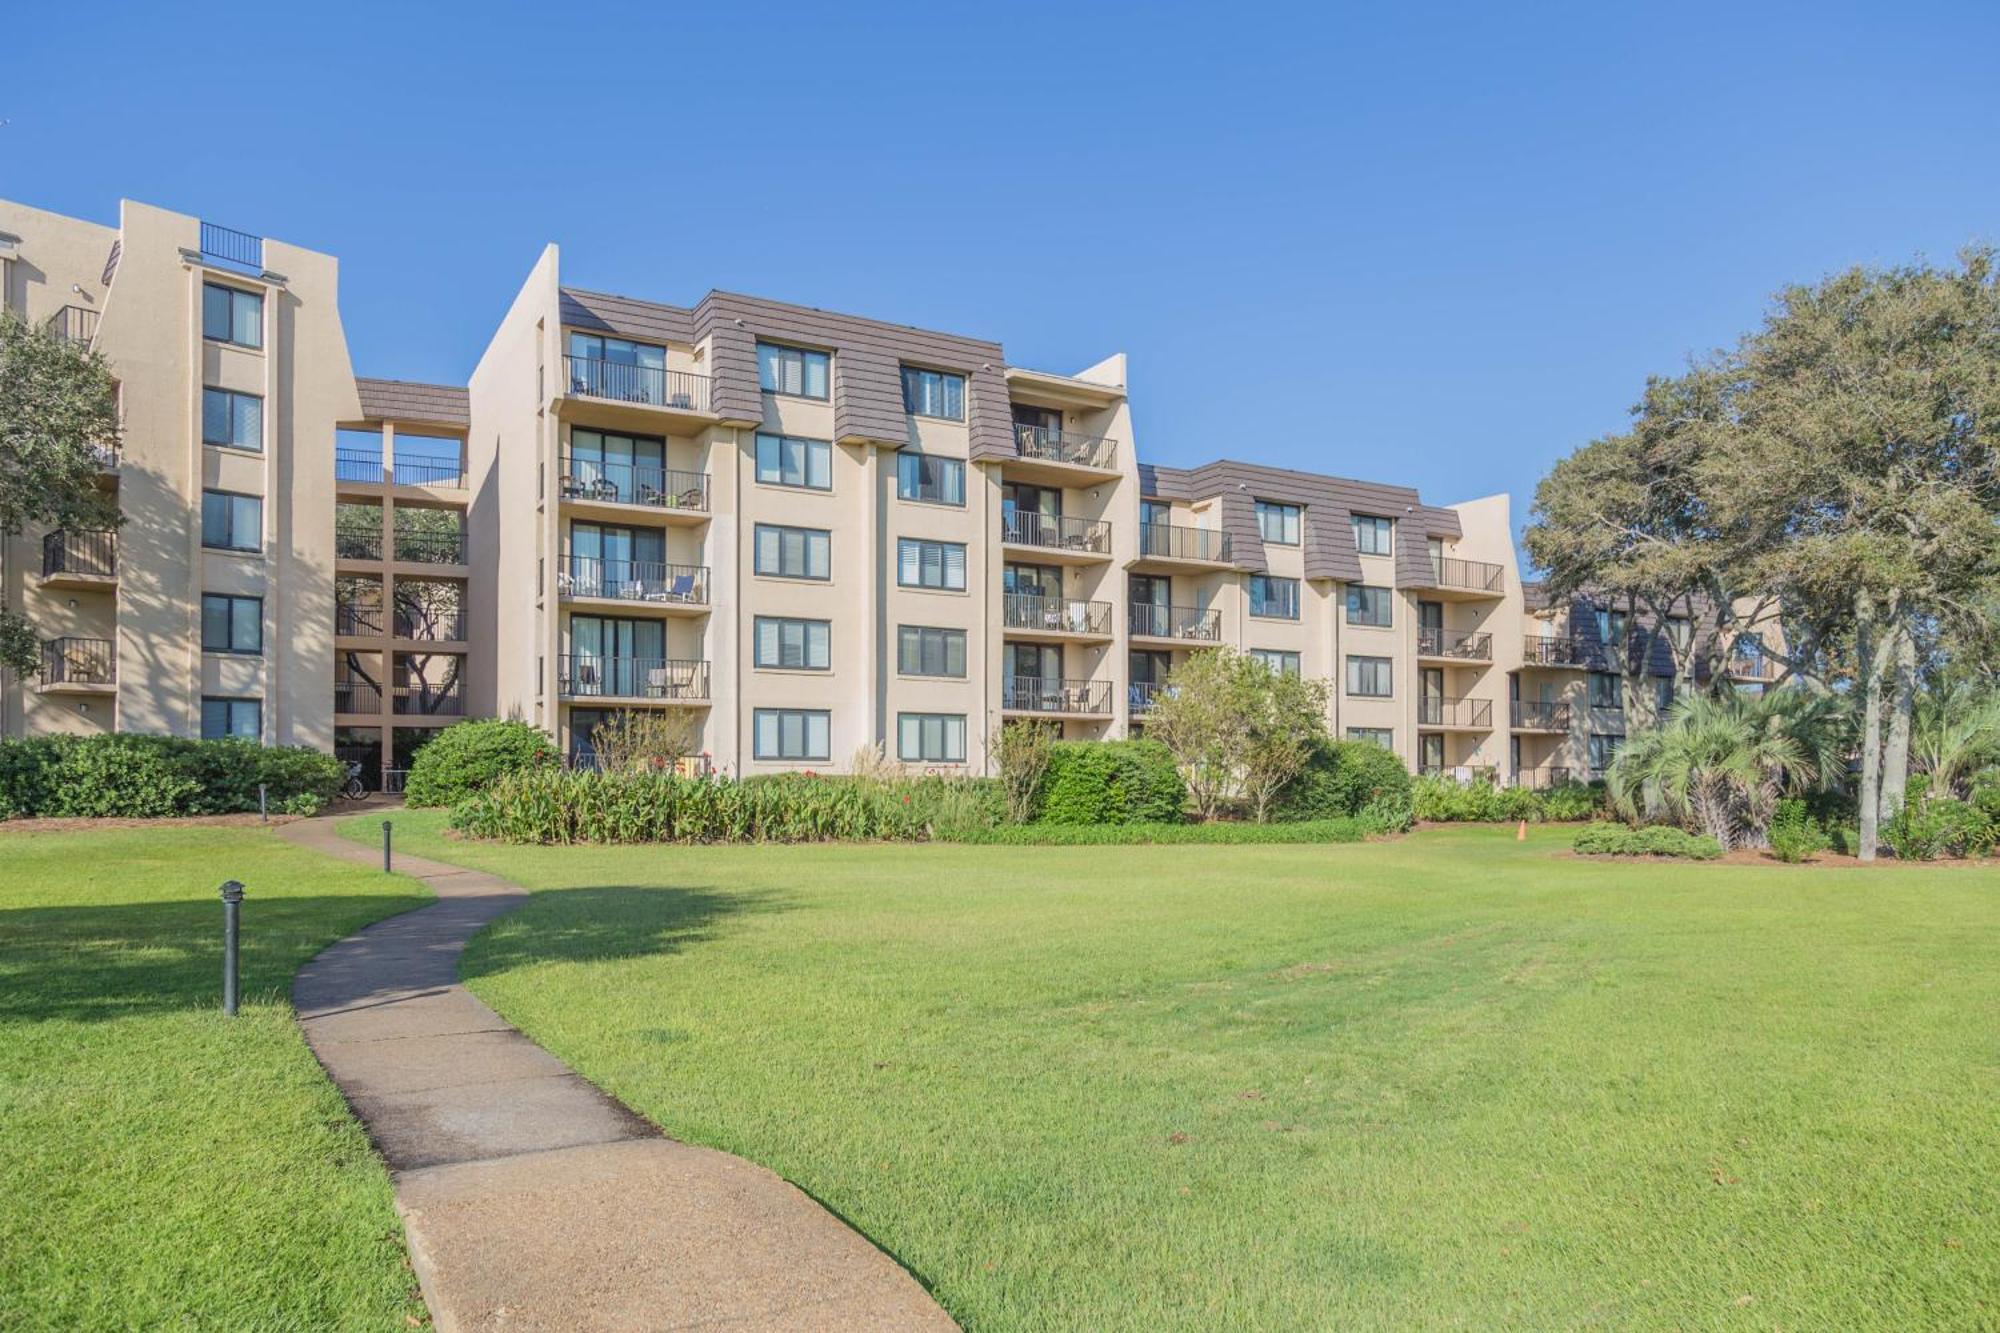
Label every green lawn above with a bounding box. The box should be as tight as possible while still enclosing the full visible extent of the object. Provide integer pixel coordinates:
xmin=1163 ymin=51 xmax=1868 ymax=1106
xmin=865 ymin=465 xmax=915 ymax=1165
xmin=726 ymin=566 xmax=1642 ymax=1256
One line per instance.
xmin=0 ymin=824 xmax=429 ymax=1331
xmin=348 ymin=814 xmax=1999 ymax=1331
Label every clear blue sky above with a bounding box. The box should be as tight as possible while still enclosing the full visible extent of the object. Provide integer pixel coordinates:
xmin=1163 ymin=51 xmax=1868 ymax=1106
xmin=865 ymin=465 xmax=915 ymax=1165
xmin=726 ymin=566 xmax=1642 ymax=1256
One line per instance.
xmin=8 ymin=1 xmax=1997 ymax=548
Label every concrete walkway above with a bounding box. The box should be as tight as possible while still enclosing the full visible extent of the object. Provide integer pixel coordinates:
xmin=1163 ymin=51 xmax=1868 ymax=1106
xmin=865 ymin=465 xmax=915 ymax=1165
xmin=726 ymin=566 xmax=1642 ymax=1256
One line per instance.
xmin=282 ymin=815 xmax=955 ymax=1332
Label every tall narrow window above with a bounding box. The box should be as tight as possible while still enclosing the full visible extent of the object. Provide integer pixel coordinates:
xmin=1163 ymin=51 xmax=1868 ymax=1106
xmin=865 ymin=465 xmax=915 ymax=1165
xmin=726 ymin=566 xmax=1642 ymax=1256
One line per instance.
xmin=201 ymin=388 xmax=263 ymax=452
xmin=757 ymin=342 xmax=830 ymax=399
xmin=201 ymin=283 xmax=262 ymax=348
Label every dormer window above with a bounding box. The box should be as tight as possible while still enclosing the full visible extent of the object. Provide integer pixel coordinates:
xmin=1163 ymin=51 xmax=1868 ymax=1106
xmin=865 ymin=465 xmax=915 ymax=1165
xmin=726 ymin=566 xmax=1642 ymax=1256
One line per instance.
xmin=758 ymin=342 xmax=830 ymax=400
xmin=901 ymin=366 xmax=964 ymax=420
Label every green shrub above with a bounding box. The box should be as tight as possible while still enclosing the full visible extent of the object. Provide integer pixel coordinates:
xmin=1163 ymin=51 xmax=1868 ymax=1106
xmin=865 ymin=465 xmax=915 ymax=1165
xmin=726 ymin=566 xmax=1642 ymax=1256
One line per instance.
xmin=1035 ymin=739 xmax=1185 ymax=825
xmin=1537 ymin=781 xmax=1604 ymax=822
xmin=0 ymin=737 xmax=71 ymax=818
xmin=177 ymin=739 xmax=343 ymax=815
xmin=1768 ymin=798 xmax=1830 ymax=863
xmin=452 ymin=768 xmax=1007 ymax=844
xmin=1412 ymin=774 xmax=1603 ymax=824
xmin=1572 ymin=823 xmax=1723 ymax=860
xmin=0 ymin=735 xmax=339 ymax=819
xmin=1273 ymin=739 xmax=1414 ymax=829
xmin=948 ymin=818 xmax=1371 ymax=845
xmin=44 ymin=736 xmax=202 ymax=818
xmin=1884 ymin=781 xmax=1995 ymax=861
xmin=403 ymin=720 xmax=558 ymax=808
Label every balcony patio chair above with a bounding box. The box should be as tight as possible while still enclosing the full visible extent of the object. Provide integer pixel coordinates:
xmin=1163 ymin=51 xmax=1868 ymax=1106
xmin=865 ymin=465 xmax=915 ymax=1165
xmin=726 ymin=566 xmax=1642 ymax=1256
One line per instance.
xmin=1064 ymin=601 xmax=1092 ymax=634
xmin=559 ymin=475 xmax=586 ymax=500
xmin=589 ymin=476 xmax=621 ymax=502
xmin=676 ymin=486 xmax=705 ymax=509
xmin=664 ymin=573 xmax=699 ymax=603
xmin=638 ymin=482 xmax=666 ymax=507
xmin=667 ymin=391 xmax=693 ymax=410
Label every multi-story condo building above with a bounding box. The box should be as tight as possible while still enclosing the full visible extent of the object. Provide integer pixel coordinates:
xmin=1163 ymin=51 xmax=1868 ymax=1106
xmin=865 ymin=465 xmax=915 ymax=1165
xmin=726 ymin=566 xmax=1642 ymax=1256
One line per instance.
xmin=2 ymin=196 xmax=1777 ymax=786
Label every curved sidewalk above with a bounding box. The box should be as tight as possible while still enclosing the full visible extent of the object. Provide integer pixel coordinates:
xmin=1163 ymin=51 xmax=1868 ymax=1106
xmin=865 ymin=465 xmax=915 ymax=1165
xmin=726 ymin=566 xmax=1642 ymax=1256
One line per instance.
xmin=282 ymin=815 xmax=954 ymax=1332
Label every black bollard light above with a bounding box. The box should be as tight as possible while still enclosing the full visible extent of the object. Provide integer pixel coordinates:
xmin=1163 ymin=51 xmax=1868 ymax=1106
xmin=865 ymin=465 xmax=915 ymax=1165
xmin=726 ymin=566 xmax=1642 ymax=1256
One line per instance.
xmin=382 ymin=820 xmax=392 ymax=873
xmin=220 ymin=880 xmax=244 ymax=1016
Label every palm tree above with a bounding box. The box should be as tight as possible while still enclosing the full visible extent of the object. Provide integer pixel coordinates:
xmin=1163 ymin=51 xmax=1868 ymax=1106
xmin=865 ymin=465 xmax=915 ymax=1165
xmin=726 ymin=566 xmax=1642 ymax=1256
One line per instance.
xmin=1605 ymin=689 xmax=1843 ymax=850
xmin=1912 ymin=681 xmax=2000 ymax=798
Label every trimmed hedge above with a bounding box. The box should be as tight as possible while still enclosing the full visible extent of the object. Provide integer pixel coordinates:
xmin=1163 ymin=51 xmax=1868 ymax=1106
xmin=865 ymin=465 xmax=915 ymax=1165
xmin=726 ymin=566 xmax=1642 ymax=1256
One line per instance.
xmin=948 ymin=818 xmax=1373 ymax=845
xmin=451 ymin=768 xmax=1006 ymax=844
xmin=1273 ymin=739 xmax=1413 ymax=828
xmin=404 ymin=720 xmax=559 ymax=808
xmin=1572 ymin=823 xmax=1722 ymax=860
xmin=0 ymin=735 xmax=342 ymax=818
xmin=1413 ymin=774 xmax=1603 ymax=824
xmin=1034 ymin=739 xmax=1186 ymax=825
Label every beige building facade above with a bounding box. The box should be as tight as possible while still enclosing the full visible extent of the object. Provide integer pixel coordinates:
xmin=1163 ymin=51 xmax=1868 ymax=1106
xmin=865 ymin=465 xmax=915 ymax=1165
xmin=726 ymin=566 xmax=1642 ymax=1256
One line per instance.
xmin=3 ymin=196 xmax=1774 ymax=785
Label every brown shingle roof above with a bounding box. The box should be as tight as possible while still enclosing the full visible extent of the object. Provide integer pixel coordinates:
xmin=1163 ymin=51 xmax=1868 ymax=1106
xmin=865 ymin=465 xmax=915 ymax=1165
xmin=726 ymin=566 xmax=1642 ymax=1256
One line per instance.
xmin=354 ymin=378 xmax=468 ymax=428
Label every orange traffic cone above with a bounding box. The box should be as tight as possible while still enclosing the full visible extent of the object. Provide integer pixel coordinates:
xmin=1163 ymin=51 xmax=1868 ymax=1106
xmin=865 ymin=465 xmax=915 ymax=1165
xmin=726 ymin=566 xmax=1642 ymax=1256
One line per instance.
xmin=1516 ymin=819 xmax=1528 ymax=842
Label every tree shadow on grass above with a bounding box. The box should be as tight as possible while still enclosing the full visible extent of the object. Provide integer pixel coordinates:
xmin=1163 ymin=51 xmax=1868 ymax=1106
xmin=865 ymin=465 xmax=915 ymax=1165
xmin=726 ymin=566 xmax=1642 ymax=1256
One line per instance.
xmin=457 ymin=884 xmax=788 ymax=982
xmin=0 ymin=893 xmax=429 ymax=1024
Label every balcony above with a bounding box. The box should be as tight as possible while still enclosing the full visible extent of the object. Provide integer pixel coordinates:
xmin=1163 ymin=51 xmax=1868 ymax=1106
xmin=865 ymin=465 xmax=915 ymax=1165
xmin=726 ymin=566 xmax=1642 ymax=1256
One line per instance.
xmin=1129 ymin=603 xmax=1222 ymax=643
xmin=44 ymin=305 xmax=98 ymax=346
xmin=335 ymin=527 xmax=383 ymax=562
xmin=1134 ymin=522 xmax=1233 ymax=570
xmin=1517 ymin=765 xmax=1577 ymax=790
xmin=335 ymin=604 xmax=383 ymax=637
xmin=39 ymin=637 xmax=115 ymax=692
xmin=1002 ymin=676 xmax=1113 ymax=717
xmin=339 ymin=449 xmax=467 ymax=489
xmin=199 ymin=220 xmax=264 ymax=274
xmin=1420 ymin=555 xmax=1505 ymax=599
xmin=392 ymin=529 xmax=467 ymax=566
xmin=41 ymin=531 xmax=117 ymax=588
xmin=394 ymin=608 xmax=467 ymax=643
xmin=394 ymin=681 xmax=464 ymax=717
xmin=1129 ymin=681 xmax=1167 ymax=714
xmin=1510 ymin=700 xmax=1572 ymax=732
xmin=557 ymin=656 xmax=711 ymax=703
xmin=556 ymin=455 xmax=709 ymax=520
xmin=1417 ymin=627 xmax=1491 ymax=662
xmin=1007 ymin=424 xmax=1119 ymax=482
xmin=559 ymin=355 xmax=713 ymax=429
xmin=1417 ymin=695 xmax=1493 ymax=730
xmin=334 ymin=680 xmax=383 ymax=715
xmin=1002 ymin=593 xmax=1112 ymax=640
xmin=1001 ymin=511 xmax=1111 ymax=562
xmin=559 ymin=557 xmax=710 ymax=611
xmin=1523 ymin=635 xmax=1588 ymax=668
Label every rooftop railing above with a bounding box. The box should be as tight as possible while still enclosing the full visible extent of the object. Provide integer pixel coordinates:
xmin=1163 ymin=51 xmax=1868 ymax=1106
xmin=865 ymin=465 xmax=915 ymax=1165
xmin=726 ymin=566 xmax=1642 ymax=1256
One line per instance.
xmin=199 ymin=221 xmax=264 ymax=273
xmin=1001 ymin=511 xmax=1111 ymax=555
xmin=1011 ymin=424 xmax=1117 ymax=470
xmin=1139 ymin=522 xmax=1232 ymax=563
xmin=562 ymin=355 xmax=711 ymax=413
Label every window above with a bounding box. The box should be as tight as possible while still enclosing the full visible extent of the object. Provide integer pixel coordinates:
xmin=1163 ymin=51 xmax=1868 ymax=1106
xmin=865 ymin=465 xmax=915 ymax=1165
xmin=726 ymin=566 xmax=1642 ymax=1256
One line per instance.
xmin=1594 ymin=607 xmax=1627 ymax=646
xmin=1664 ymin=616 xmax=1692 ymax=650
xmin=898 ymin=625 xmax=967 ymax=677
xmin=901 ymin=366 xmax=965 ymax=420
xmin=757 ymin=342 xmax=829 ymax=399
xmin=201 ymin=490 xmax=261 ymax=552
xmin=201 ymin=594 xmax=262 ymax=654
xmin=1255 ymin=501 xmax=1301 ymax=545
xmin=1347 ymin=727 xmax=1395 ymax=748
xmin=1345 ymin=584 xmax=1393 ymax=627
xmin=567 ymin=333 xmax=666 ymax=403
xmin=200 ymin=696 xmax=261 ymax=740
xmin=753 ymin=708 xmax=830 ymax=761
xmin=754 ymin=617 xmax=831 ymax=670
xmin=1352 ymin=514 xmax=1393 ymax=555
xmin=1346 ymin=655 xmax=1393 ymax=697
xmin=1249 ymin=574 xmax=1300 ymax=620
xmin=897 ymin=452 xmax=966 ymax=506
xmin=1249 ymin=649 xmax=1301 ymax=677
xmin=1589 ymin=733 xmax=1625 ymax=772
xmin=897 ymin=538 xmax=967 ymax=590
xmin=201 ymin=388 xmax=263 ymax=451
xmin=755 ymin=433 xmax=832 ymax=490
xmin=753 ymin=524 xmax=831 ymax=580
xmin=201 ymin=282 xmax=262 ymax=348
xmin=897 ymin=713 xmax=967 ymax=763
xmin=1590 ymin=672 xmax=1622 ymax=709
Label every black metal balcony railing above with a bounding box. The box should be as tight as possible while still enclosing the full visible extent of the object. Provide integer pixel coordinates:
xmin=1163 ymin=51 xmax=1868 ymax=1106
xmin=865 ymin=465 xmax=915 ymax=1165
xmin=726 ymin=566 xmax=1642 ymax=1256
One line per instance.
xmin=335 ymin=604 xmax=383 ymax=636
xmin=1426 ymin=555 xmax=1505 ymax=594
xmin=393 ymin=529 xmax=466 ymax=565
xmin=1417 ymin=695 xmax=1494 ymax=728
xmin=1139 ymin=522 xmax=1232 ymax=563
xmin=1523 ymin=635 xmax=1588 ymax=667
xmin=1012 ymin=424 xmax=1117 ymax=471
xmin=563 ymin=355 xmax=711 ymax=413
xmin=1003 ymin=676 xmax=1113 ymax=715
xmin=1002 ymin=593 xmax=1111 ymax=636
xmin=560 ymin=557 xmax=710 ymax=605
xmin=335 ymin=449 xmax=385 ymax=484
xmin=40 ymin=637 xmax=114 ymax=686
xmin=1510 ymin=700 xmax=1572 ymax=730
xmin=200 ymin=220 xmax=264 ymax=272
xmin=42 ymin=530 xmax=117 ymax=579
xmin=1129 ymin=681 xmax=1167 ymax=713
xmin=44 ymin=305 xmax=98 ymax=346
xmin=393 ymin=457 xmax=466 ymax=488
xmin=1417 ymin=627 xmax=1492 ymax=660
xmin=557 ymin=455 xmax=709 ymax=511
xmin=394 ymin=681 xmax=464 ymax=716
xmin=557 ymin=656 xmax=711 ymax=701
xmin=1128 ymin=603 xmax=1222 ymax=641
xmin=334 ymin=680 xmax=383 ymax=714
xmin=1001 ymin=511 xmax=1111 ymax=554
xmin=1518 ymin=765 xmax=1575 ymax=790
xmin=394 ymin=608 xmax=467 ymax=642
xmin=335 ymin=526 xmax=383 ymax=561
